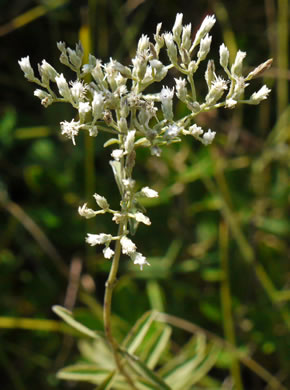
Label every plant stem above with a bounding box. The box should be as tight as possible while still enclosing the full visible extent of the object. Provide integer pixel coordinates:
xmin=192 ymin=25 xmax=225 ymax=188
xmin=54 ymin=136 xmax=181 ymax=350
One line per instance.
xmin=103 ymin=223 xmax=137 ymax=389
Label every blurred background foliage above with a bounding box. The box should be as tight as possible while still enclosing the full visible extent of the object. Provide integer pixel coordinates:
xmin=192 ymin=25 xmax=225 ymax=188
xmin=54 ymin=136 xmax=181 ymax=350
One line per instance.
xmin=0 ymin=0 xmax=289 ymax=389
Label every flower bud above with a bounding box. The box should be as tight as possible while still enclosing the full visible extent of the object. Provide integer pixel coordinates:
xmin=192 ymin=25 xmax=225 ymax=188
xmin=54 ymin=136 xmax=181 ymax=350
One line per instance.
xmin=175 ymin=77 xmax=187 ymax=101
xmin=34 ymin=89 xmax=53 ymax=107
xmin=137 ymin=34 xmax=150 ymax=53
xmin=219 ymin=43 xmax=229 ymax=69
xmin=150 ymin=59 xmax=167 ymax=82
xmin=93 ymin=193 xmax=109 ymax=209
xmin=205 ymin=60 xmax=215 ymax=89
xmin=202 ymin=129 xmax=216 ymax=145
xmin=197 ymin=34 xmax=212 ymax=61
xmin=67 ymin=46 xmax=82 ymax=69
xmin=249 ymin=85 xmax=271 ymax=104
xmin=164 ymin=33 xmax=178 ymax=64
xmin=18 ymin=56 xmax=35 ymax=81
xmin=40 ymin=60 xmax=58 ymax=83
xmin=121 ymin=236 xmax=137 ymax=255
xmin=118 ymin=117 xmax=128 ymax=133
xmin=191 ymin=15 xmax=216 ymax=50
xmin=55 ymin=74 xmax=71 ymax=101
xmin=205 ymin=77 xmax=227 ymax=105
xmin=181 ymin=24 xmax=192 ymax=51
xmin=160 ymin=86 xmax=174 ymax=120
xmin=78 ymin=203 xmax=97 ymax=219
xmin=154 ymin=23 xmax=164 ymax=53
xmin=231 ymin=50 xmax=246 ymax=77
xmin=92 ymin=92 xmax=104 ymax=120
xmin=140 ymin=187 xmax=158 ymax=198
xmin=86 ymin=233 xmax=112 ymax=246
xmin=124 ymin=130 xmax=136 ymax=154
xmin=172 ymin=13 xmax=183 ymax=45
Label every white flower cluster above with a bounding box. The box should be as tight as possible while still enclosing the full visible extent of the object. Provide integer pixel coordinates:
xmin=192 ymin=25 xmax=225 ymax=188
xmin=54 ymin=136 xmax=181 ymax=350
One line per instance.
xmin=19 ymin=13 xmax=271 ymax=270
xmin=77 ymin=187 xmax=158 ymax=269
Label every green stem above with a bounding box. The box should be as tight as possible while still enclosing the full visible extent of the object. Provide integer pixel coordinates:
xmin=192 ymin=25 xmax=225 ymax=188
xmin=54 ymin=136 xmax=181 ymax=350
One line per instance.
xmin=103 ymin=223 xmax=137 ymax=389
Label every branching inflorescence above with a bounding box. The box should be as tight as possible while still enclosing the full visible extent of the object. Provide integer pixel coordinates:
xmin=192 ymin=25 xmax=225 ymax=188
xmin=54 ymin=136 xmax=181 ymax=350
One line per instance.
xmin=19 ymin=13 xmax=272 ymax=271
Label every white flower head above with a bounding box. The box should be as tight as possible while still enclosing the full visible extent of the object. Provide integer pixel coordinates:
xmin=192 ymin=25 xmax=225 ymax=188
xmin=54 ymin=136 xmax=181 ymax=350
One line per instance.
xmin=175 ymin=77 xmax=187 ymax=101
xmin=55 ymin=73 xmax=71 ymax=101
xmin=112 ymin=212 xmax=123 ymax=224
xmin=70 ymin=80 xmax=88 ymax=102
xmin=164 ymin=32 xmax=177 ymax=63
xmin=231 ymin=50 xmax=247 ymax=77
xmin=40 ymin=60 xmax=58 ymax=82
xmin=103 ymin=246 xmax=114 ymax=259
xmin=160 ymin=86 xmax=174 ymax=121
xmin=137 ymin=34 xmax=150 ymax=53
xmin=124 ymin=130 xmax=136 ymax=154
xmin=86 ymin=233 xmax=112 ymax=246
xmin=140 ymin=186 xmax=158 ymax=198
xmin=60 ymin=119 xmax=82 ymax=145
xmin=188 ymin=124 xmax=204 ymax=137
xmin=181 ymin=23 xmax=192 ymax=50
xmin=134 ymin=211 xmax=151 ymax=225
xmin=78 ymin=101 xmax=91 ymax=119
xmin=93 ymin=193 xmax=109 ymax=209
xmin=78 ymin=203 xmax=97 ymax=219
xmin=165 ymin=124 xmax=181 ymax=139
xmin=197 ymin=33 xmax=212 ymax=61
xmin=34 ymin=89 xmax=53 ymax=107
xmin=192 ymin=15 xmax=216 ymax=49
xmin=202 ymin=129 xmax=216 ymax=145
xmin=122 ymin=178 xmax=136 ymax=191
xmin=130 ymin=252 xmax=150 ymax=271
xmin=219 ymin=43 xmax=229 ymax=68
xmin=172 ymin=13 xmax=183 ymax=42
xmin=206 ymin=76 xmax=228 ymax=105
xmin=120 ymin=236 xmax=137 ymax=255
xmin=18 ymin=56 xmax=35 ymax=81
xmin=225 ymin=98 xmax=237 ymax=108
xmin=111 ymin=149 xmax=124 ymax=161
xmin=250 ymin=85 xmax=271 ymax=104
xmin=92 ymin=91 xmax=104 ymax=119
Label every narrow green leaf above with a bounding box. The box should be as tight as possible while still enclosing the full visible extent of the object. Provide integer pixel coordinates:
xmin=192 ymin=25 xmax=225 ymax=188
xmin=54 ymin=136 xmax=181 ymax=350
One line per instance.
xmin=103 ymin=138 xmax=120 ymax=147
xmin=145 ymin=326 xmax=172 ymax=369
xmin=121 ymin=349 xmax=171 ymax=390
xmin=122 ymin=311 xmax=157 ymax=354
xmin=97 ymin=370 xmax=117 ymax=389
xmin=52 ymin=305 xmax=100 ymax=339
xmin=57 ymin=364 xmax=110 ymax=384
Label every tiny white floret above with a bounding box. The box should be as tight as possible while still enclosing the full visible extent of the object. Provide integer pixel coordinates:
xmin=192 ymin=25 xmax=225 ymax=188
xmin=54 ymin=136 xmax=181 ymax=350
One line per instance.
xmin=103 ymin=247 xmax=114 ymax=259
xmin=86 ymin=233 xmax=112 ymax=246
xmin=78 ymin=203 xmax=97 ymax=219
xmin=202 ymin=129 xmax=216 ymax=145
xmin=130 ymin=252 xmax=150 ymax=271
xmin=140 ymin=187 xmax=158 ymax=198
xmin=120 ymin=236 xmax=137 ymax=255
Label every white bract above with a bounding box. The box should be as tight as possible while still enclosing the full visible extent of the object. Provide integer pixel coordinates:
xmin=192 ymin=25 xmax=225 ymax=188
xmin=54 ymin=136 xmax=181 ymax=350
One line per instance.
xmin=19 ymin=13 xmax=271 ymax=270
